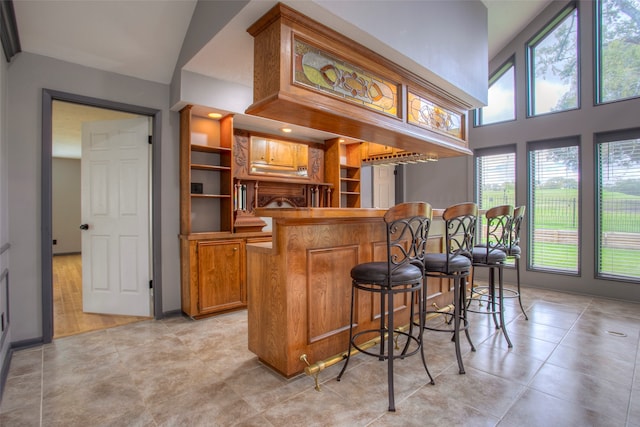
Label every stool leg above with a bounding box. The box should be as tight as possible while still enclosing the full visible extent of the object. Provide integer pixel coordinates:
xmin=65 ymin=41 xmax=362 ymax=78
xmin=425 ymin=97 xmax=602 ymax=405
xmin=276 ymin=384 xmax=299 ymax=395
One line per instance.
xmin=453 ymin=276 xmax=465 ymax=374
xmin=418 ymin=285 xmax=435 ymax=385
xmin=515 ymin=258 xmax=528 ymax=320
xmin=460 ymin=276 xmax=475 ymax=352
xmin=489 ymin=268 xmax=499 ymax=328
xmin=337 ymin=285 xmax=356 ymax=381
xmin=387 ymin=288 xmax=395 ymax=412
xmin=498 ymin=266 xmax=513 ymax=348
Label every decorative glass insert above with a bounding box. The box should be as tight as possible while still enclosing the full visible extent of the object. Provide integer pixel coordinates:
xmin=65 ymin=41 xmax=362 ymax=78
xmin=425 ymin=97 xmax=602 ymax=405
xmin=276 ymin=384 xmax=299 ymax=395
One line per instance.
xmin=527 ymin=5 xmax=579 ymax=116
xmin=293 ymin=38 xmax=399 ymax=117
xmin=407 ymin=92 xmax=463 ymax=140
xmin=476 ymin=59 xmax=516 ymax=126
xmin=596 ymin=131 xmax=640 ymax=281
xmin=596 ymin=0 xmax=640 ymax=103
xmin=528 ymin=140 xmax=580 ymax=274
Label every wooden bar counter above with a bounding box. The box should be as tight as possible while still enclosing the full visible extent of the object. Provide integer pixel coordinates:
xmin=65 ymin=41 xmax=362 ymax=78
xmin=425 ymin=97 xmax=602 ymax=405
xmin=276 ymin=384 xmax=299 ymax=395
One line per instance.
xmin=247 ymin=207 xmax=448 ymax=377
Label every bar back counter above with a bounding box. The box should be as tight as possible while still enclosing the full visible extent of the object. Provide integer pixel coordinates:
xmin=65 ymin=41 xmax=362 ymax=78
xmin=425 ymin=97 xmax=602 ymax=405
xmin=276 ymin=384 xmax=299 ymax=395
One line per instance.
xmin=247 ymin=207 xmax=448 ymax=377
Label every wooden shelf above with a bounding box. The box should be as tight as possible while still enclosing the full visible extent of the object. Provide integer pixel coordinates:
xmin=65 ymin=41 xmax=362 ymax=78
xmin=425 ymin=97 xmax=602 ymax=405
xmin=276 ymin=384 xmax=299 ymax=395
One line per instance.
xmin=340 ymin=164 xmax=360 ymax=170
xmin=191 ymin=144 xmax=231 ymax=154
xmin=191 ymin=194 xmax=231 ymax=199
xmin=191 ymin=164 xmax=231 ymax=172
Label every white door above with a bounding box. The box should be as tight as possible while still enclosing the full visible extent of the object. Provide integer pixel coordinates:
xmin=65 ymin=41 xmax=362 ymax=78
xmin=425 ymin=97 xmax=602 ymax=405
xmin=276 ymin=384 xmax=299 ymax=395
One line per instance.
xmin=373 ymin=165 xmax=396 ymax=208
xmin=81 ymin=117 xmax=151 ymax=316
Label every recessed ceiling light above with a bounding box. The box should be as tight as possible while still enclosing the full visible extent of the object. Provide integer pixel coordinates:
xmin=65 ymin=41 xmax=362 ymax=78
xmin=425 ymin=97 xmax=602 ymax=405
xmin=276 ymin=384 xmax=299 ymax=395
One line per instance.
xmin=207 ymin=112 xmax=222 ymax=119
xmin=281 ymin=127 xmax=292 ymax=133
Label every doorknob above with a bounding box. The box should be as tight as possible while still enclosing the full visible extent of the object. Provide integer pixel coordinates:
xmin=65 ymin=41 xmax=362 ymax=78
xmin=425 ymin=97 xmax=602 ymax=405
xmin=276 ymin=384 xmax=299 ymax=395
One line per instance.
xmin=79 ymin=224 xmax=89 ymax=230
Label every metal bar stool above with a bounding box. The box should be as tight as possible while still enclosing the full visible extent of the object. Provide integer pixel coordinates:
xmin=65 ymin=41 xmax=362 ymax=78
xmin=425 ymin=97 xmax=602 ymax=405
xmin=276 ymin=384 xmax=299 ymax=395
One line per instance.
xmin=421 ymin=202 xmax=478 ymax=374
xmin=337 ymin=202 xmax=434 ymax=412
xmin=469 ymin=205 xmax=528 ymax=320
xmin=468 ymin=204 xmax=514 ymax=348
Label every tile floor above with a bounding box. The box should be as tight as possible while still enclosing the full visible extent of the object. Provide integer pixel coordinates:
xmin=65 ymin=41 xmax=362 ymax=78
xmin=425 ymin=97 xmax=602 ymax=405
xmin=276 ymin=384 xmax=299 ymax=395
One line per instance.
xmin=1 ymin=286 xmax=639 ymax=426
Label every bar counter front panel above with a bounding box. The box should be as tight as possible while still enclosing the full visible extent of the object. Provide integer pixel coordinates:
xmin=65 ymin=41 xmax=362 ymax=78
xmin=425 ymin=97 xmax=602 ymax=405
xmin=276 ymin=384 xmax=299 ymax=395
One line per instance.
xmin=247 ymin=207 xmax=449 ymax=377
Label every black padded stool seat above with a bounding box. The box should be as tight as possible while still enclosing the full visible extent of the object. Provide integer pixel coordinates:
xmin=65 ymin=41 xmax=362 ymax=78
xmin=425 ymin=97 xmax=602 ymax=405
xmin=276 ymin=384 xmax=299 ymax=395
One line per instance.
xmin=351 ymin=262 xmax=423 ymax=284
xmin=337 ymin=202 xmax=434 ymax=412
xmin=471 ymin=246 xmax=507 ymax=264
xmin=468 ymin=204 xmax=514 ymax=348
xmin=421 ymin=202 xmax=478 ymax=375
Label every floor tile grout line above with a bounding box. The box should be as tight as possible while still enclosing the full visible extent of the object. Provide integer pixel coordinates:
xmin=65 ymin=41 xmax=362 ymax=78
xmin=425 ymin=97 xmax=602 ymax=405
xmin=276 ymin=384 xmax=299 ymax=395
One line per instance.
xmin=626 ymin=328 xmax=640 ymax=426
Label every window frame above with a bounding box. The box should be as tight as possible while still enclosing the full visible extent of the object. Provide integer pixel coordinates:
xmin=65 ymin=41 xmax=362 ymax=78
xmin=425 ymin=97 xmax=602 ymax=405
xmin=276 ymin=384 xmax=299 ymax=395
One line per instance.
xmin=526 ymin=136 xmax=582 ymax=276
xmin=474 ymin=57 xmax=516 ymax=127
xmin=594 ymin=127 xmax=640 ymax=283
xmin=526 ymin=2 xmax=581 ymax=118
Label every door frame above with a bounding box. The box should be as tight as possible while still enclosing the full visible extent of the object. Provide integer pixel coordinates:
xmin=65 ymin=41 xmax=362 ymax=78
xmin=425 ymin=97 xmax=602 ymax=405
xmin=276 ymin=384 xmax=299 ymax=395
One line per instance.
xmin=41 ymin=89 xmax=163 ymax=343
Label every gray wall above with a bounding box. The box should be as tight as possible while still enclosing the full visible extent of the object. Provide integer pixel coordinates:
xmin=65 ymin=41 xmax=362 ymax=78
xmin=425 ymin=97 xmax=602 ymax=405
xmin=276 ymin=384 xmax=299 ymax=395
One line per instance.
xmin=0 ymin=36 xmax=11 ymax=392
xmin=431 ymin=0 xmax=640 ymax=301
xmin=7 ymin=53 xmax=181 ymax=342
xmin=52 ymin=158 xmax=81 ymax=255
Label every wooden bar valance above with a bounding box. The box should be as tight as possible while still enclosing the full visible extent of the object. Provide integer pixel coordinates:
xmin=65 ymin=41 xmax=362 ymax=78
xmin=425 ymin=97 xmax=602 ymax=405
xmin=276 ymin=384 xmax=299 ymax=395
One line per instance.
xmin=246 ymin=2 xmax=472 ymax=159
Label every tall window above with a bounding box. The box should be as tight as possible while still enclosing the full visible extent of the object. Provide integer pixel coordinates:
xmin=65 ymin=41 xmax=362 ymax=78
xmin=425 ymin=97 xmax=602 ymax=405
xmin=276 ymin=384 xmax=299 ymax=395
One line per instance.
xmin=475 ymin=59 xmax=516 ymax=126
xmin=475 ymin=147 xmax=516 ymax=208
xmin=475 ymin=147 xmax=516 ymax=244
xmin=528 ymin=138 xmax=580 ymax=273
xmin=596 ymin=0 xmax=640 ymax=103
xmin=527 ymin=4 xmax=579 ymax=116
xmin=596 ymin=129 xmax=640 ymax=281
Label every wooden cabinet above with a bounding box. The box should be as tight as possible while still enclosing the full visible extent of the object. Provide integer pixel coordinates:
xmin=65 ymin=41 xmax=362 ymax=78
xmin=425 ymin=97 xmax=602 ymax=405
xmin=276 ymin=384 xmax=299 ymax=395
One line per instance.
xmin=325 ymin=138 xmax=361 ymax=208
xmin=180 ymin=105 xmax=271 ymax=319
xmin=196 ymin=240 xmax=244 ymax=314
xmin=181 ymin=238 xmax=247 ymax=318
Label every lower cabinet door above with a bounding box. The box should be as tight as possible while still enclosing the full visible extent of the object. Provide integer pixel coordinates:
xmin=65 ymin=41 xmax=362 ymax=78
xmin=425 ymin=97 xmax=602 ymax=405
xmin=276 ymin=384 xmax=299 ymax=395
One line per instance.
xmin=197 ymin=240 xmax=245 ymax=314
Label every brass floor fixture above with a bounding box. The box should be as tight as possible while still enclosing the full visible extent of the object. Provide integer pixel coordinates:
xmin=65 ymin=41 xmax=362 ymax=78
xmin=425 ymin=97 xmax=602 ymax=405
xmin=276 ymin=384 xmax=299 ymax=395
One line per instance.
xmin=300 ymin=302 xmax=457 ymax=390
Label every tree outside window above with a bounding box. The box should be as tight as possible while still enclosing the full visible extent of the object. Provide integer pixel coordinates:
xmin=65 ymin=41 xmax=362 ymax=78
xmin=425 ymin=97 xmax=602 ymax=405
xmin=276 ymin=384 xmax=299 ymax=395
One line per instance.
xmin=597 ymin=0 xmax=640 ymax=103
xmin=527 ymin=5 xmax=579 ymax=116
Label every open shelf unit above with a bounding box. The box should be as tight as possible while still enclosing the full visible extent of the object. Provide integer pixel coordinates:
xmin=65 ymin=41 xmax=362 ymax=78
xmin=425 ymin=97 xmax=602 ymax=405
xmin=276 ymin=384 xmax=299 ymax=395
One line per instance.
xmin=325 ymin=138 xmax=361 ymax=208
xmin=180 ymin=106 xmax=234 ymax=234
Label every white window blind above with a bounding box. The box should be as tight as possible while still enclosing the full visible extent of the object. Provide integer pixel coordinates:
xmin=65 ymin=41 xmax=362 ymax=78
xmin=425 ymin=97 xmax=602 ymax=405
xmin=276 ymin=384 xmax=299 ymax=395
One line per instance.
xmin=596 ymin=135 xmax=640 ymax=281
xmin=528 ymin=143 xmax=580 ymax=273
xmin=476 ymin=152 xmax=516 ymax=210
xmin=475 ymin=150 xmax=516 ymax=246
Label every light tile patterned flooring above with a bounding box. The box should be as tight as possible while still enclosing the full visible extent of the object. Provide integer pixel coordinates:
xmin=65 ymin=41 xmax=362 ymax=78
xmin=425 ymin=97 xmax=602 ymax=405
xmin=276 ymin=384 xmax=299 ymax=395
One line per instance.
xmin=1 ymin=286 xmax=639 ymax=426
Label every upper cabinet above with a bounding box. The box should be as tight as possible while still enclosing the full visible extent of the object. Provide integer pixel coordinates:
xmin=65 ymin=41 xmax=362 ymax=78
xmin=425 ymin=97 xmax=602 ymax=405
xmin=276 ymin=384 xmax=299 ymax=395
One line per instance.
xmin=246 ymin=3 xmax=472 ymax=160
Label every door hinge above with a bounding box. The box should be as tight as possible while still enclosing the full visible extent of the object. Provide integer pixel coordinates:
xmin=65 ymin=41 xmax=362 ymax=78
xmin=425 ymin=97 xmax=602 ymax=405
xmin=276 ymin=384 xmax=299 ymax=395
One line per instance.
xmin=148 ymin=135 xmax=153 ymax=145
xmin=149 ymin=280 xmax=153 ymax=289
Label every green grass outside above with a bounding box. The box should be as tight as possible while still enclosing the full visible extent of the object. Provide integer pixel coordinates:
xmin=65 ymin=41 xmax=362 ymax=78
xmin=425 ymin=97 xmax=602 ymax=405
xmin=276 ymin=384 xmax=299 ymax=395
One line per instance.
xmin=529 ymin=242 xmax=640 ymax=279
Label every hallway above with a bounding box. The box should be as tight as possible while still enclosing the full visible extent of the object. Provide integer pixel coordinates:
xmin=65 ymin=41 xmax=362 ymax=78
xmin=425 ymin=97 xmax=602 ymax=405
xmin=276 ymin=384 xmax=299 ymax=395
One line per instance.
xmin=1 ymin=285 xmax=639 ymax=426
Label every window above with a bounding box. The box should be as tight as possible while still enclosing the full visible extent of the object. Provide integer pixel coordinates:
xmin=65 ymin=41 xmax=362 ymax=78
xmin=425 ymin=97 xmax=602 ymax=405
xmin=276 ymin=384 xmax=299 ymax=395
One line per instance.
xmin=596 ymin=0 xmax=640 ymax=103
xmin=475 ymin=147 xmax=516 ymax=209
xmin=527 ymin=4 xmax=579 ymax=116
xmin=595 ymin=129 xmax=640 ymax=281
xmin=475 ymin=147 xmax=516 ymax=245
xmin=475 ymin=59 xmax=515 ymax=126
xmin=528 ymin=138 xmax=580 ymax=273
